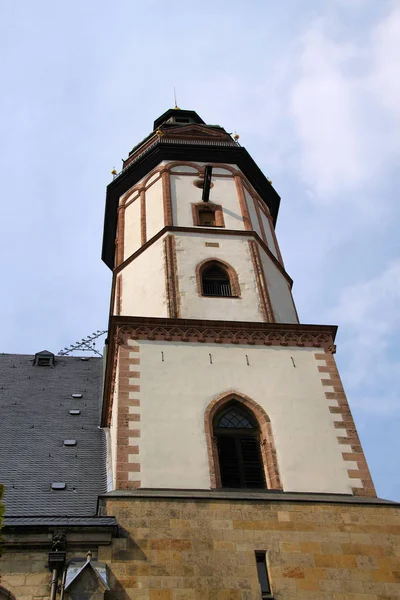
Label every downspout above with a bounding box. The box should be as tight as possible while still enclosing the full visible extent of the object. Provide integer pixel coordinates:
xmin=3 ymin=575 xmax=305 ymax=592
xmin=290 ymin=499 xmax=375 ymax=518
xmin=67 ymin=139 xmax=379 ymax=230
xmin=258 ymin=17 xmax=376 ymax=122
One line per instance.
xmin=49 ymin=568 xmax=59 ymax=600
xmin=59 ymin=563 xmax=68 ymax=600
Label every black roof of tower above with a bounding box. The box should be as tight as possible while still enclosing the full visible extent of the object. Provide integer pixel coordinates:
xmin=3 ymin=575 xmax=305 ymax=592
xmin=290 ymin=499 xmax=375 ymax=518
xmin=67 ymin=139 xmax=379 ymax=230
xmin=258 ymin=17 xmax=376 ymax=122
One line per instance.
xmin=153 ymin=108 xmax=205 ymax=130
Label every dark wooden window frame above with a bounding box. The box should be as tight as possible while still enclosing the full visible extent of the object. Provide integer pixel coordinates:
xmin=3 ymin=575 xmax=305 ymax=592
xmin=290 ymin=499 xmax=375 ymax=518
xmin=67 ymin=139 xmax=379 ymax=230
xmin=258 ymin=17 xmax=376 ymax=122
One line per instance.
xmin=213 ymin=403 xmax=266 ymax=490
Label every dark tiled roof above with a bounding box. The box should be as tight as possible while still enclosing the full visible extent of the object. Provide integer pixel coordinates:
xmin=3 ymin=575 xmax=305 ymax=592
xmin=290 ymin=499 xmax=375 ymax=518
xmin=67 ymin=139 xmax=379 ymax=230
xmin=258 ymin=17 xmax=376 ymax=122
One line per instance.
xmin=0 ymin=353 xmax=107 ymax=516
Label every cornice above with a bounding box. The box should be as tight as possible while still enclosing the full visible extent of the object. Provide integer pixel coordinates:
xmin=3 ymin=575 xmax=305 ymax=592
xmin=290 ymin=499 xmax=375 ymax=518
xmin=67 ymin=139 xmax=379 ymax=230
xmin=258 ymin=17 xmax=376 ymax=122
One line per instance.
xmin=101 ymin=316 xmax=337 ymax=426
xmin=113 ymin=317 xmax=337 ymax=348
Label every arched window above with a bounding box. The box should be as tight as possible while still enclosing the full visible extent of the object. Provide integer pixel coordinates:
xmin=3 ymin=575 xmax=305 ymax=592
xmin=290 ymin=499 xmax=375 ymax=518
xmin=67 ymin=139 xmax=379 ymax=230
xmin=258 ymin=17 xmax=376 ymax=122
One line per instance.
xmin=202 ymin=263 xmax=232 ymax=297
xmin=213 ymin=403 xmax=266 ymax=489
xmin=0 ymin=587 xmax=16 ymax=600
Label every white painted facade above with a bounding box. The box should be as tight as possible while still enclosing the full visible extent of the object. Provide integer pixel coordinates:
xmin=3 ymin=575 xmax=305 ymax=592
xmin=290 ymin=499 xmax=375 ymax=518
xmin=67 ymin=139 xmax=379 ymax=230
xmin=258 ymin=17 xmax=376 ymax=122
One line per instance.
xmin=109 ymin=153 xmax=353 ymax=495
xmin=118 ymin=160 xmax=277 ymax=248
xmin=119 ymin=239 xmax=167 ymax=318
xmin=116 ymin=230 xmax=297 ymax=323
xmin=134 ymin=341 xmax=358 ymax=494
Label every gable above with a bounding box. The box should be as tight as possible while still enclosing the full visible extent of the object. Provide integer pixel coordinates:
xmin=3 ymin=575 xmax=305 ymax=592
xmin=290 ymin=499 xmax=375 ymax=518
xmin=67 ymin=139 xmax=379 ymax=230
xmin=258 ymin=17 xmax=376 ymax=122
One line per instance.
xmin=162 ymin=124 xmax=233 ymax=142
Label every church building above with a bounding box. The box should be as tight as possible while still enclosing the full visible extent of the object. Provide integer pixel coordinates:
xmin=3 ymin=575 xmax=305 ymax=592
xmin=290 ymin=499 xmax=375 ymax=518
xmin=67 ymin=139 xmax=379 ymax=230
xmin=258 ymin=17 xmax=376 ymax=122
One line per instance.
xmin=1 ymin=108 xmax=399 ymax=600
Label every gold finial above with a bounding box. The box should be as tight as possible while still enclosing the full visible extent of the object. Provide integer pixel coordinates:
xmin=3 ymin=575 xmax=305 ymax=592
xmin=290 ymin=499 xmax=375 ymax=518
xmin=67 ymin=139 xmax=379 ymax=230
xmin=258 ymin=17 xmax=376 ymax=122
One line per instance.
xmin=111 ymin=167 xmax=117 ymax=179
xmin=174 ymin=86 xmax=180 ymax=110
xmin=233 ymin=132 xmax=240 ymax=141
xmin=155 ymin=129 xmax=163 ymax=137
xmin=267 ymin=178 xmax=273 ymax=184
xmin=86 ymin=550 xmax=92 ymax=562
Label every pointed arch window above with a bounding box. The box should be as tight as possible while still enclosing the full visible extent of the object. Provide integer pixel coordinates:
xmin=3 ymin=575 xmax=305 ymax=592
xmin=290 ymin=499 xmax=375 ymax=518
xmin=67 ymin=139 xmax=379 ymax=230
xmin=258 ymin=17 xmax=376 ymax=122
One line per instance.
xmin=202 ymin=263 xmax=232 ymax=297
xmin=213 ymin=403 xmax=266 ymax=489
xmin=0 ymin=587 xmax=17 ymax=600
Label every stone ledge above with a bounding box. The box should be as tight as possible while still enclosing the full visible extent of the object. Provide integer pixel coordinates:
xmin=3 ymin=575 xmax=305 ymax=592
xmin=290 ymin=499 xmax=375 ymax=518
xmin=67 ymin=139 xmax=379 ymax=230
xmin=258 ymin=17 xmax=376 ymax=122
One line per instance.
xmin=99 ymin=488 xmax=399 ymax=506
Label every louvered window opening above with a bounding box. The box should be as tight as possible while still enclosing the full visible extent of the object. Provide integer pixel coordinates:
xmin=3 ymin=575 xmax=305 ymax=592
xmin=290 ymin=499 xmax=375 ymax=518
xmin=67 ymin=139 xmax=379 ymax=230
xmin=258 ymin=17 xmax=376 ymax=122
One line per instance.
xmin=215 ymin=406 xmax=266 ymax=489
xmin=202 ymin=265 xmax=232 ymax=297
xmin=199 ymin=210 xmax=216 ymax=226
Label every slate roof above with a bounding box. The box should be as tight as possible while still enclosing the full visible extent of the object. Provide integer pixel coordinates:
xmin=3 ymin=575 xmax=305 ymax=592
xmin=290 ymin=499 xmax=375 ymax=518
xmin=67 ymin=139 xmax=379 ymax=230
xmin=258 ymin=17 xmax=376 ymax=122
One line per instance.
xmin=0 ymin=353 xmax=107 ymax=516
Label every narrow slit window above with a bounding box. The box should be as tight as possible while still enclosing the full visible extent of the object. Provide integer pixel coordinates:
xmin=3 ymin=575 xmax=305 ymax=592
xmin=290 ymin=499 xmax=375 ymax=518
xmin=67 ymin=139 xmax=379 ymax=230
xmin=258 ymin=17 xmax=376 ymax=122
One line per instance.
xmin=255 ymin=551 xmax=272 ymax=597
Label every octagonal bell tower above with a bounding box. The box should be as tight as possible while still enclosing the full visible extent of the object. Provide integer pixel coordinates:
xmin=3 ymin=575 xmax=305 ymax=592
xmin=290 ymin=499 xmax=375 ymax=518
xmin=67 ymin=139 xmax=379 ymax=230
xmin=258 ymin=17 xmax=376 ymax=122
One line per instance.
xmin=101 ymin=108 xmax=375 ymax=499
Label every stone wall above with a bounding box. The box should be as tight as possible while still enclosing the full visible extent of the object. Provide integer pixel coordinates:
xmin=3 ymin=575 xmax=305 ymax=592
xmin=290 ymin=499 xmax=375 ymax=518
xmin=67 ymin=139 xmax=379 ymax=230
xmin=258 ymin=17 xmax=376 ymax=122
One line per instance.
xmin=0 ymin=551 xmax=100 ymax=600
xmin=1 ymin=497 xmax=399 ymax=600
xmin=99 ymin=495 xmax=400 ymax=600
xmin=0 ymin=551 xmax=50 ymax=599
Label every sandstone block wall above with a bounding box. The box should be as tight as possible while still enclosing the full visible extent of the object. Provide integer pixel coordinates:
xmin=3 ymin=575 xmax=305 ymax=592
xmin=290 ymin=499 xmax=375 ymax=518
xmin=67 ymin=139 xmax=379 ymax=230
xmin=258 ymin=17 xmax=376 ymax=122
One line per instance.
xmin=100 ymin=497 xmax=400 ymax=600
xmin=1 ymin=498 xmax=400 ymax=600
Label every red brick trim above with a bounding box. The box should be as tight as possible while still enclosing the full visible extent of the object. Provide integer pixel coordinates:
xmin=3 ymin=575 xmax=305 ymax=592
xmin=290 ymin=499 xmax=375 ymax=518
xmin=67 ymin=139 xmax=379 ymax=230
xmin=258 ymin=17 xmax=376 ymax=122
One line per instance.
xmin=116 ymin=275 xmax=122 ymax=316
xmin=248 ymin=240 xmax=275 ymax=322
xmin=140 ymin=189 xmax=146 ymax=246
xmin=115 ymin=321 xmax=335 ymax=349
xmin=141 ymin=170 xmax=163 ymax=189
xmin=116 ymin=204 xmax=125 ymax=267
xmin=120 ymin=189 xmax=139 ymax=208
xmin=234 ymin=175 xmax=252 ymax=230
xmin=191 ymin=203 xmax=225 ymax=228
xmin=164 ymin=234 xmax=180 ymax=318
xmin=115 ymin=341 xmax=141 ymax=490
xmin=195 ymin=257 xmax=241 ymax=298
xmin=204 ymin=390 xmax=282 ymax=490
xmin=165 ymin=160 xmax=202 ymax=174
xmin=162 ymin=170 xmax=173 ymax=226
xmin=314 ymin=352 xmax=376 ymax=498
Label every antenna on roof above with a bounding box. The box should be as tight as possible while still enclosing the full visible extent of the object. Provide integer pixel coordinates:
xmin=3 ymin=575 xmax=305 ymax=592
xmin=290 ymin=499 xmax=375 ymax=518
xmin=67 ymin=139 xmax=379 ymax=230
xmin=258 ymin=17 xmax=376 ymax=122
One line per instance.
xmin=58 ymin=330 xmax=107 ymax=357
xmin=174 ymin=86 xmax=180 ymax=110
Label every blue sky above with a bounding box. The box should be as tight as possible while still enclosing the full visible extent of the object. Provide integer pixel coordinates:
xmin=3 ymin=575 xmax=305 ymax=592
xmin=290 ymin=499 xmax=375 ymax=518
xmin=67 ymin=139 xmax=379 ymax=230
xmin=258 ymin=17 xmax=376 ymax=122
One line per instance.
xmin=1 ymin=0 xmax=399 ymax=500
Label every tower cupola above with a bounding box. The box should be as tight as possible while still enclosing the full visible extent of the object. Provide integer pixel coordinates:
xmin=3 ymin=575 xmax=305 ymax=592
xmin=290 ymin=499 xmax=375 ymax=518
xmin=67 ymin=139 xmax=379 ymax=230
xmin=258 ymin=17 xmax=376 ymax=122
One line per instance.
xmin=153 ymin=108 xmax=205 ymax=130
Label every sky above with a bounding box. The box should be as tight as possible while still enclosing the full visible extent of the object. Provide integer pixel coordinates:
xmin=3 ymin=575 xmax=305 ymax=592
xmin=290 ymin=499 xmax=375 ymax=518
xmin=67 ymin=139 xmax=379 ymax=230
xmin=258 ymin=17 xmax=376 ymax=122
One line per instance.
xmin=0 ymin=0 xmax=399 ymax=500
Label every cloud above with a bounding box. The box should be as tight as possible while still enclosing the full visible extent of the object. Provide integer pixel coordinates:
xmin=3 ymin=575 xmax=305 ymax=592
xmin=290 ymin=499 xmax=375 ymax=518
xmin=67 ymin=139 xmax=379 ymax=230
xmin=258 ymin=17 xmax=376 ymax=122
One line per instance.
xmin=326 ymin=260 xmax=400 ymax=415
xmin=289 ymin=5 xmax=400 ymax=200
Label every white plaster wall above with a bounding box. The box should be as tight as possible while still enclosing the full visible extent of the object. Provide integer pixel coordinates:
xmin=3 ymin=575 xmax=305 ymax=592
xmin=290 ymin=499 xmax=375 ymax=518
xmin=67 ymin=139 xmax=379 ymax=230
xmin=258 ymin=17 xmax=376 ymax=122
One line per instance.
xmin=259 ymin=209 xmax=279 ymax=259
xmin=170 ymin=165 xmax=198 ymax=173
xmin=109 ymin=365 xmax=119 ymax=490
xmin=260 ymin=250 xmax=298 ymax=323
xmin=175 ymin=231 xmax=264 ymax=322
xmin=145 ymin=178 xmax=164 ymax=240
xmin=244 ymin=189 xmax=262 ymax=238
xmin=135 ymin=342 xmax=355 ymax=494
xmin=103 ymin=428 xmax=113 ymax=492
xmin=170 ymin=172 xmax=245 ymax=230
xmin=118 ymin=239 xmax=167 ymax=317
xmin=123 ymin=197 xmax=141 ymax=261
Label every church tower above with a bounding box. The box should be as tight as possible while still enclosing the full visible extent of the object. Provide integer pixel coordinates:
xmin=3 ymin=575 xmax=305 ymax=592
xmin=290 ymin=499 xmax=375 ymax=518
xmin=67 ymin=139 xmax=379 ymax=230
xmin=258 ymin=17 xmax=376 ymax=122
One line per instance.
xmin=101 ymin=107 xmax=375 ymax=499
xmin=97 ymin=108 xmax=400 ymax=600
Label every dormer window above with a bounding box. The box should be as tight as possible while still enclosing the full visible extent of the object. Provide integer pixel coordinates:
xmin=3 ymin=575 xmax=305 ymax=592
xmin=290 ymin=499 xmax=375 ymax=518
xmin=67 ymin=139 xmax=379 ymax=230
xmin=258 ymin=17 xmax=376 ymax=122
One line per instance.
xmin=34 ymin=350 xmax=55 ymax=367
